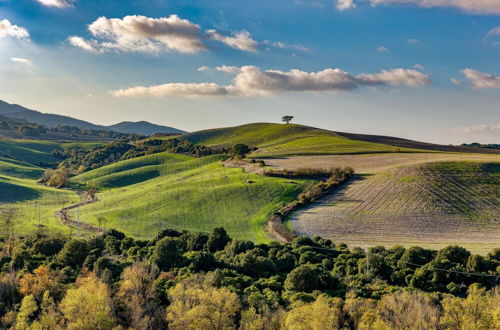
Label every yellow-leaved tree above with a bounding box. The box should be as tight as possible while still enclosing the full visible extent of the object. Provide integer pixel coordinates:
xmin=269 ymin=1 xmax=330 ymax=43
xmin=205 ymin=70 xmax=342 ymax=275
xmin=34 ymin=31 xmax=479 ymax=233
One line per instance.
xmin=60 ymin=272 xmax=116 ymax=330
xmin=166 ymin=278 xmax=241 ymax=330
xmin=283 ymin=295 xmax=343 ymax=330
xmin=440 ymin=285 xmax=500 ymax=330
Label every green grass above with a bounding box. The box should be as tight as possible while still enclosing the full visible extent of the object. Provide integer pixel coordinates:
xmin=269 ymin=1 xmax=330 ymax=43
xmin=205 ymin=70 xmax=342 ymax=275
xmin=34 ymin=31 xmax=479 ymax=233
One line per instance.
xmin=180 ymin=123 xmax=425 ymax=158
xmin=71 ymin=152 xmax=313 ymax=242
xmin=0 ymin=174 xmax=80 ymax=237
xmin=0 ymin=139 xmax=104 ymax=166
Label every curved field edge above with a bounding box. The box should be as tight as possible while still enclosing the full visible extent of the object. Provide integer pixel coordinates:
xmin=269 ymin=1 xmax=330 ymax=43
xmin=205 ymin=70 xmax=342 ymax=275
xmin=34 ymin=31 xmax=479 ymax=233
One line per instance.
xmin=287 ymin=161 xmax=500 ymax=254
xmin=70 ymin=153 xmax=315 ymax=242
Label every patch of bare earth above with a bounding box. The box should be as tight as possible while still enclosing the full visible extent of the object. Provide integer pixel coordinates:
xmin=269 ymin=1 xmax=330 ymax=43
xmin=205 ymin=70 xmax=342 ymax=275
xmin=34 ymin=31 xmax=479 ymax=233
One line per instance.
xmin=262 ymin=153 xmax=500 ymax=174
xmin=285 ymin=162 xmax=500 ymax=254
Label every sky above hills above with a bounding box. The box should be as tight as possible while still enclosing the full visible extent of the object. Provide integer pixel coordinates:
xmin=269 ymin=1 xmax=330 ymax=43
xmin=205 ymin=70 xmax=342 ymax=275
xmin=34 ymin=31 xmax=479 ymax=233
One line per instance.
xmin=0 ymin=0 xmax=499 ymax=144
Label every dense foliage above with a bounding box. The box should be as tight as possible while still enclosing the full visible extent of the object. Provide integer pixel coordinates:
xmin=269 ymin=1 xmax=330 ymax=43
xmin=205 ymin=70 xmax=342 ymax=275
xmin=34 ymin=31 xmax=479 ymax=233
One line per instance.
xmin=0 ymin=228 xmax=498 ymax=329
xmin=461 ymin=143 xmax=500 ymax=150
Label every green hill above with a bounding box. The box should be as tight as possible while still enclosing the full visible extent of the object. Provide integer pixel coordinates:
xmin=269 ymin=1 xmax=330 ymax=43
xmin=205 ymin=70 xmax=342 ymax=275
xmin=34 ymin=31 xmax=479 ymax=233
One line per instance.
xmin=180 ymin=123 xmax=424 ymax=158
xmin=0 ymin=139 xmax=103 ymax=166
xmin=71 ymin=152 xmax=313 ymax=242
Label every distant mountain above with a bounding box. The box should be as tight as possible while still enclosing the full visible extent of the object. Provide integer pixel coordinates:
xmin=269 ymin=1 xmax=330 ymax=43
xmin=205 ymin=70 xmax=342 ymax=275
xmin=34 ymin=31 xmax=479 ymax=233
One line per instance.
xmin=0 ymin=100 xmax=185 ymax=135
xmin=108 ymin=121 xmax=185 ymax=136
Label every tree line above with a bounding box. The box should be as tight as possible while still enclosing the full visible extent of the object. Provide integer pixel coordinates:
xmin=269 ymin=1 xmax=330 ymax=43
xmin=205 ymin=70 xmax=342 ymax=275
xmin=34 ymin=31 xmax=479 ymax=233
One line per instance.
xmin=0 ymin=228 xmax=498 ymax=329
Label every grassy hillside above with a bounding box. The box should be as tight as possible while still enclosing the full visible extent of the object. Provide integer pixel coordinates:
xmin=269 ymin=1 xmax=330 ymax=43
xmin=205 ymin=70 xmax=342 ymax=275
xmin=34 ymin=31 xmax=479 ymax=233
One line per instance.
xmin=180 ymin=123 xmax=424 ymax=158
xmin=289 ymin=161 xmax=500 ymax=254
xmin=71 ymin=152 xmax=313 ymax=242
xmin=0 ymin=173 xmax=80 ymax=237
xmin=0 ymin=139 xmax=103 ymax=165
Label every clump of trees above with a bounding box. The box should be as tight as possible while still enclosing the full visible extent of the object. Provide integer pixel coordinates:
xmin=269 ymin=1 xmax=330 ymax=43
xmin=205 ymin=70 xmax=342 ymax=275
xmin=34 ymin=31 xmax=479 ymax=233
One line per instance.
xmin=0 ymin=227 xmax=498 ymax=329
xmin=38 ymin=168 xmax=69 ymax=188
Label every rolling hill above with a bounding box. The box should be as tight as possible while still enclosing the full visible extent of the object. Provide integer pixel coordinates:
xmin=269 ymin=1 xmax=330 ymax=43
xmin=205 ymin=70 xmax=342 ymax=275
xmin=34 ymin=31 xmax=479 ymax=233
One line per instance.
xmin=0 ymin=100 xmax=185 ymax=135
xmin=70 ymin=152 xmax=313 ymax=242
xmin=181 ymin=123 xmax=497 ymax=158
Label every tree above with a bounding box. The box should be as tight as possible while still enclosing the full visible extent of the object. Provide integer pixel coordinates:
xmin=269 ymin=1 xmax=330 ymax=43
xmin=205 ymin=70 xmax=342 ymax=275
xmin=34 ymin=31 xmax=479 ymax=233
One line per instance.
xmin=440 ymin=285 xmax=499 ymax=329
xmin=118 ymin=263 xmax=165 ymax=330
xmin=151 ymin=237 xmax=186 ymax=271
xmin=284 ymin=295 xmax=342 ymax=330
xmin=60 ymin=272 xmax=116 ymax=330
xmin=376 ymin=290 xmax=440 ymax=329
xmin=166 ymin=279 xmax=241 ymax=330
xmin=282 ymin=115 xmax=294 ymax=125
xmin=14 ymin=295 xmax=38 ymax=330
xmin=231 ymin=144 xmax=250 ymax=157
xmin=58 ymin=239 xmax=89 ymax=267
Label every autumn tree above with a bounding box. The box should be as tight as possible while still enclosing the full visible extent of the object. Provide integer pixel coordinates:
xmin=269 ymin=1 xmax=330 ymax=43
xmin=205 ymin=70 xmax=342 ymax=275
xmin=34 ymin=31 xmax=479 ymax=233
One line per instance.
xmin=440 ymin=285 xmax=500 ymax=329
xmin=166 ymin=278 xmax=241 ymax=330
xmin=60 ymin=272 xmax=116 ymax=330
xmin=117 ymin=263 xmax=165 ymax=330
xmin=283 ymin=295 xmax=343 ymax=330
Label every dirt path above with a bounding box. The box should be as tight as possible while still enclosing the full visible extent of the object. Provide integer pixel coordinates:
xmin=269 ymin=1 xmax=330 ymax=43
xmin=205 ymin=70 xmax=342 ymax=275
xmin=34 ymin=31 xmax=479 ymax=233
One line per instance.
xmin=56 ymin=194 xmax=104 ymax=234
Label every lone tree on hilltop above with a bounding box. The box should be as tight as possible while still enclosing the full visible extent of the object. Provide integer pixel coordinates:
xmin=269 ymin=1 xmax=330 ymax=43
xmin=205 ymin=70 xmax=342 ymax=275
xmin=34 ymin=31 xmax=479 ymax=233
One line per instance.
xmin=282 ymin=115 xmax=294 ymax=124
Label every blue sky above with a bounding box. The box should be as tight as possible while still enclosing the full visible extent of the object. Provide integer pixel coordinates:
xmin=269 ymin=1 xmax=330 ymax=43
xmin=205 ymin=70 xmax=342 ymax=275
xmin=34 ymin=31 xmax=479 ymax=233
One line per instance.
xmin=0 ymin=0 xmax=499 ymax=143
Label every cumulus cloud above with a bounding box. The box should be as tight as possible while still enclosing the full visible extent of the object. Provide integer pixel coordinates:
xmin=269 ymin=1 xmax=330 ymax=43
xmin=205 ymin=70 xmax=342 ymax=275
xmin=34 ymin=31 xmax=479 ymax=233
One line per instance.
xmin=69 ymin=15 xmax=205 ymax=54
xmin=336 ymin=0 xmax=357 ymax=11
xmin=111 ymin=66 xmax=430 ymax=98
xmin=450 ymin=78 xmax=461 ymax=85
xmin=413 ymin=64 xmax=424 ymax=70
xmin=36 ymin=0 xmax=74 ymax=8
xmin=0 ymin=19 xmax=29 ymax=39
xmin=206 ymin=30 xmax=258 ymax=52
xmin=462 ymin=68 xmax=500 ymax=89
xmin=69 ymin=15 xmax=264 ymax=54
xmin=335 ymin=0 xmax=500 ymax=15
xmin=10 ymin=57 xmax=30 ymax=64
xmin=457 ymin=123 xmax=500 ymax=134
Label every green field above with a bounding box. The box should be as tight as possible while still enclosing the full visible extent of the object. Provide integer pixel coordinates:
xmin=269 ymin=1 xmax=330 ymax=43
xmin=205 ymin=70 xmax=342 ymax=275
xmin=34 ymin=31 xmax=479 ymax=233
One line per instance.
xmin=0 ymin=174 xmax=80 ymax=237
xmin=181 ymin=123 xmax=424 ymax=158
xmin=0 ymin=139 xmax=103 ymax=165
xmin=71 ymin=152 xmax=313 ymax=242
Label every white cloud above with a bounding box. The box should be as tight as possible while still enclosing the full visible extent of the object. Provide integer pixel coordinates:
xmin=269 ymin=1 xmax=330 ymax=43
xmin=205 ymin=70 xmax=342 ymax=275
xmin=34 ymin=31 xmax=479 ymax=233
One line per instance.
xmin=197 ymin=66 xmax=211 ymax=72
xmin=10 ymin=57 xmax=30 ymax=64
xmin=487 ymin=26 xmax=500 ymax=35
xmin=36 ymin=0 xmax=74 ymax=8
xmin=112 ymin=65 xmax=430 ymax=98
xmin=215 ymin=65 xmax=240 ymax=73
xmin=69 ymin=15 xmax=205 ymax=54
xmin=458 ymin=123 xmax=500 ymax=134
xmin=377 ymin=45 xmax=389 ymax=53
xmin=413 ymin=64 xmax=424 ymax=70
xmin=462 ymin=68 xmax=500 ymax=89
xmin=336 ymin=1 xmax=500 ymax=15
xmin=111 ymin=83 xmax=229 ymax=98
xmin=336 ymin=0 xmax=356 ymax=11
xmin=68 ymin=36 xmax=99 ymax=52
xmin=450 ymin=78 xmax=461 ymax=85
xmin=356 ymin=68 xmax=430 ymax=86
xmin=0 ymin=19 xmax=29 ymax=39
xmin=206 ymin=30 xmax=258 ymax=52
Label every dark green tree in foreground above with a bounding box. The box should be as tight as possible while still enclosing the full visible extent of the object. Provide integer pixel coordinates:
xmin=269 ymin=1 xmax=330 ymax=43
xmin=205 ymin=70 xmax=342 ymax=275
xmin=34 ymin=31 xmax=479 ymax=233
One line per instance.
xmin=282 ymin=115 xmax=294 ymax=124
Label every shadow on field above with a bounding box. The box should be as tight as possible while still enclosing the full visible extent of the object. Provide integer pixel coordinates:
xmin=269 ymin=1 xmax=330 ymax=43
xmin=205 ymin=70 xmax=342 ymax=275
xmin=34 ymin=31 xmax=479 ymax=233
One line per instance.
xmin=0 ymin=182 xmax=40 ymax=202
